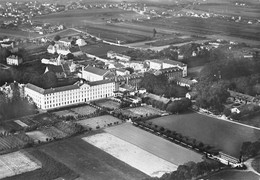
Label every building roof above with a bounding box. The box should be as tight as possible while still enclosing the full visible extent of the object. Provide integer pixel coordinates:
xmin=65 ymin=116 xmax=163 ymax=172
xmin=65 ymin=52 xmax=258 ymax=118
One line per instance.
xmin=161 ymin=59 xmax=186 ymax=67
xmin=84 ymin=66 xmax=109 ymax=76
xmin=87 ymin=79 xmax=113 ymax=86
xmin=59 ymin=38 xmax=71 ymax=43
xmin=146 ymin=93 xmax=171 ymax=104
xmin=177 ymin=78 xmax=197 ymax=86
xmin=25 ymin=83 xmax=79 ymax=95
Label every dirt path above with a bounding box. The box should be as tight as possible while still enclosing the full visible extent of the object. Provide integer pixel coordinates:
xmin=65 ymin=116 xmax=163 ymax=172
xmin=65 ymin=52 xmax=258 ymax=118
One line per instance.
xmin=245 ymin=159 xmax=260 ymax=177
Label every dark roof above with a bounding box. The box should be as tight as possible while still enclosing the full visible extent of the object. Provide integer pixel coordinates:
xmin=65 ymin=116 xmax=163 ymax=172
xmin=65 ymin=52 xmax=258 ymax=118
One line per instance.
xmin=162 ymin=59 xmax=186 ymax=67
xmin=25 ymin=83 xmax=79 ymax=95
xmin=69 ymin=46 xmax=81 ymax=53
xmin=84 ymin=66 xmax=108 ymax=76
xmin=87 ymin=79 xmax=113 ymax=86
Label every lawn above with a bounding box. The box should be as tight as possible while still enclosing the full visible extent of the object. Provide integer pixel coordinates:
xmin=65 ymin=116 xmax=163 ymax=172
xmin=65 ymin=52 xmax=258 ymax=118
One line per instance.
xmin=26 ymin=131 xmax=50 ymax=143
xmin=52 ymin=110 xmax=78 ymax=118
xmin=148 ymin=111 xmax=260 ymax=158
xmin=117 ymin=105 xmax=162 ymax=118
xmin=83 ymin=133 xmax=177 ymax=177
xmin=38 ymin=134 xmax=148 ymax=180
xmin=252 ymin=156 xmax=260 ymax=174
xmin=70 ymin=105 xmax=97 ymax=116
xmin=95 ymin=99 xmax=121 ymax=110
xmin=105 ymin=123 xmax=202 ymax=166
xmin=207 ymin=170 xmax=260 ymax=180
xmin=77 ymin=115 xmax=122 ymax=130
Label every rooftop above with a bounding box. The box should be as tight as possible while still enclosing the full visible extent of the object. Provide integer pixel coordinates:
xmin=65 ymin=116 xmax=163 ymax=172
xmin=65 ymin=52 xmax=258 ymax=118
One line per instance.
xmin=84 ymin=66 xmax=109 ymax=76
xmin=87 ymin=79 xmax=114 ymax=86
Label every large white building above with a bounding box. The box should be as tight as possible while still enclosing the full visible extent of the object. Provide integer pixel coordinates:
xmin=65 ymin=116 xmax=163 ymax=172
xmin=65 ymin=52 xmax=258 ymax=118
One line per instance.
xmin=148 ymin=59 xmax=187 ymax=77
xmin=24 ymin=79 xmax=115 ymax=110
xmin=81 ymin=66 xmax=111 ymax=82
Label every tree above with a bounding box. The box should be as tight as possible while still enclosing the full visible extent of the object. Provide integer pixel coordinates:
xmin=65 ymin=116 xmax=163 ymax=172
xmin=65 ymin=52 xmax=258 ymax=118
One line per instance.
xmin=153 ymin=28 xmax=157 ymax=38
xmin=54 ymin=35 xmax=61 ymax=41
xmin=42 ymin=71 xmax=57 ymax=89
xmin=66 ymin=53 xmax=74 ymax=60
xmin=125 ymin=67 xmax=134 ymax=74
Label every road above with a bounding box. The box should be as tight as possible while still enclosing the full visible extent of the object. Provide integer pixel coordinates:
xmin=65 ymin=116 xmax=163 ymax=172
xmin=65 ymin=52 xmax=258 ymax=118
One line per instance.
xmin=244 ymin=159 xmax=260 ymax=177
xmin=0 ymin=63 xmax=10 ymax=70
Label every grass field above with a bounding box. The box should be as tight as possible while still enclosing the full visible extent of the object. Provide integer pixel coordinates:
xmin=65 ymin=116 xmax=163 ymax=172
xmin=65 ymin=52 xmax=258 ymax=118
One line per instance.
xmin=83 ymin=132 xmax=177 ymax=177
xmin=70 ymin=105 xmax=97 ymax=116
xmin=77 ymin=115 xmax=122 ymax=130
xmin=0 ymin=151 xmax=41 ymax=179
xmin=95 ymin=99 xmax=121 ymax=110
xmin=148 ymin=111 xmax=260 ymax=158
xmin=53 ymin=110 xmax=78 ymax=118
xmin=38 ymin=135 xmax=148 ymax=180
xmin=117 ymin=105 xmax=162 ymax=118
xmin=252 ymin=156 xmax=260 ymax=174
xmin=26 ymin=131 xmax=51 ymax=143
xmin=208 ymin=170 xmax=260 ymax=180
xmin=105 ymin=123 xmax=202 ymax=165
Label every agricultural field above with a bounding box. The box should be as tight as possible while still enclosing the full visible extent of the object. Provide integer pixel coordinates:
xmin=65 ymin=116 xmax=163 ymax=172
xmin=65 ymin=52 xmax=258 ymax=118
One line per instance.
xmin=3 ymin=150 xmax=78 ymax=180
xmin=77 ymin=115 xmax=122 ymax=130
xmin=148 ymin=111 xmax=260 ymax=158
xmin=83 ymin=133 xmax=177 ymax=177
xmin=117 ymin=105 xmax=162 ymax=118
xmin=40 ymin=126 xmax=67 ymax=139
xmin=105 ymin=123 xmax=202 ymax=166
xmin=95 ymin=99 xmax=121 ymax=110
xmin=207 ymin=170 xmax=260 ymax=180
xmin=0 ymin=151 xmax=41 ymax=179
xmin=38 ymin=135 xmax=148 ymax=180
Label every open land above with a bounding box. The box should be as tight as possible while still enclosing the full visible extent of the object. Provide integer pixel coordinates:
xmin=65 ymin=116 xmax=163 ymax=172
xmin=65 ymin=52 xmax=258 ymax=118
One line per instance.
xmin=95 ymin=99 xmax=121 ymax=110
xmin=207 ymin=170 xmax=260 ymax=180
xmin=77 ymin=115 xmax=122 ymax=129
xmin=38 ymin=134 xmax=148 ymax=180
xmin=0 ymin=151 xmax=41 ymax=179
xmin=252 ymin=156 xmax=260 ymax=174
xmin=118 ymin=105 xmax=163 ymax=117
xmin=105 ymin=123 xmax=203 ymax=165
xmin=83 ymin=132 xmax=178 ymax=177
xmin=148 ymin=111 xmax=260 ymax=158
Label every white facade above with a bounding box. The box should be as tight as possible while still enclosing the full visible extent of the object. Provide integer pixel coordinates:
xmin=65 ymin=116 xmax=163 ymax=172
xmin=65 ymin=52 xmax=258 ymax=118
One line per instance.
xmin=41 ymin=54 xmax=63 ymax=66
xmin=81 ymin=66 xmax=109 ymax=82
xmin=24 ymin=80 xmax=115 ymax=110
xmin=47 ymin=45 xmax=71 ymax=55
xmin=149 ymin=60 xmax=162 ymax=70
xmin=76 ymin=39 xmax=87 ymax=46
xmin=107 ymin=51 xmax=131 ymax=62
xmin=6 ymin=55 xmax=22 ymax=66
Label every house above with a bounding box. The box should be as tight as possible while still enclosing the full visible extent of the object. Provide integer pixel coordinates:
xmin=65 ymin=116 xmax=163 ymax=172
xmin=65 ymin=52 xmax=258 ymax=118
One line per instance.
xmin=6 ymin=55 xmax=23 ymax=66
xmin=147 ymin=59 xmax=187 ymax=77
xmin=47 ymin=44 xmax=71 ymax=55
xmin=231 ymin=107 xmax=241 ymax=114
xmin=177 ymin=78 xmax=198 ymax=89
xmin=58 ymin=38 xmax=71 ymax=47
xmin=146 ymin=93 xmax=171 ymax=105
xmin=228 ymin=90 xmax=255 ymax=104
xmin=45 ymin=65 xmax=67 ymax=79
xmin=81 ymin=66 xmax=111 ymax=82
xmin=76 ymin=39 xmax=87 ymax=46
xmin=107 ymin=51 xmax=131 ymax=62
xmin=186 ymin=91 xmax=197 ymax=100
xmin=116 ymin=69 xmax=130 ymax=76
xmin=41 ymin=54 xmax=63 ymax=66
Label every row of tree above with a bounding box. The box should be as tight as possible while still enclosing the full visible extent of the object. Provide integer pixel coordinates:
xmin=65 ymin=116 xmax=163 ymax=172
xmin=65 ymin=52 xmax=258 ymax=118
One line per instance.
xmin=144 ymin=160 xmax=224 ymax=180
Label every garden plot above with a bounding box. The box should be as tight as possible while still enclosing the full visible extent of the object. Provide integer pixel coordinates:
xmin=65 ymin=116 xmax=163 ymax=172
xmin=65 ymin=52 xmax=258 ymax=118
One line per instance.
xmin=70 ymin=105 xmax=97 ymax=116
xmin=120 ymin=106 xmax=162 ymax=117
xmin=77 ymin=115 xmax=121 ymax=130
xmin=95 ymin=99 xmax=120 ymax=110
xmin=0 ymin=151 xmax=41 ymax=179
xmin=52 ymin=110 xmax=78 ymax=118
xmin=83 ymin=133 xmax=177 ymax=177
xmin=40 ymin=126 xmax=67 ymax=139
xmin=26 ymin=131 xmax=50 ymax=142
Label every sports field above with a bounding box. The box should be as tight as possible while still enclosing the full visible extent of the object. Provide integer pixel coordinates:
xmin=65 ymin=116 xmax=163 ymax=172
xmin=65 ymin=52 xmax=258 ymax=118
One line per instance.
xmin=39 ymin=135 xmax=148 ymax=180
xmin=148 ymin=111 xmax=260 ymax=158
xmin=0 ymin=151 xmax=41 ymax=179
xmin=83 ymin=133 xmax=177 ymax=177
xmin=105 ymin=123 xmax=202 ymax=166
xmin=95 ymin=99 xmax=120 ymax=110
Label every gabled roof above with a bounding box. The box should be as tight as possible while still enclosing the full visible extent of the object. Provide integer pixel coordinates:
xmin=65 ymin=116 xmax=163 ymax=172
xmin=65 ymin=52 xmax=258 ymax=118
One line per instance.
xmin=87 ymin=79 xmax=113 ymax=86
xmin=147 ymin=93 xmax=171 ymax=104
xmin=84 ymin=66 xmax=109 ymax=76
xmin=161 ymin=59 xmax=186 ymax=67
